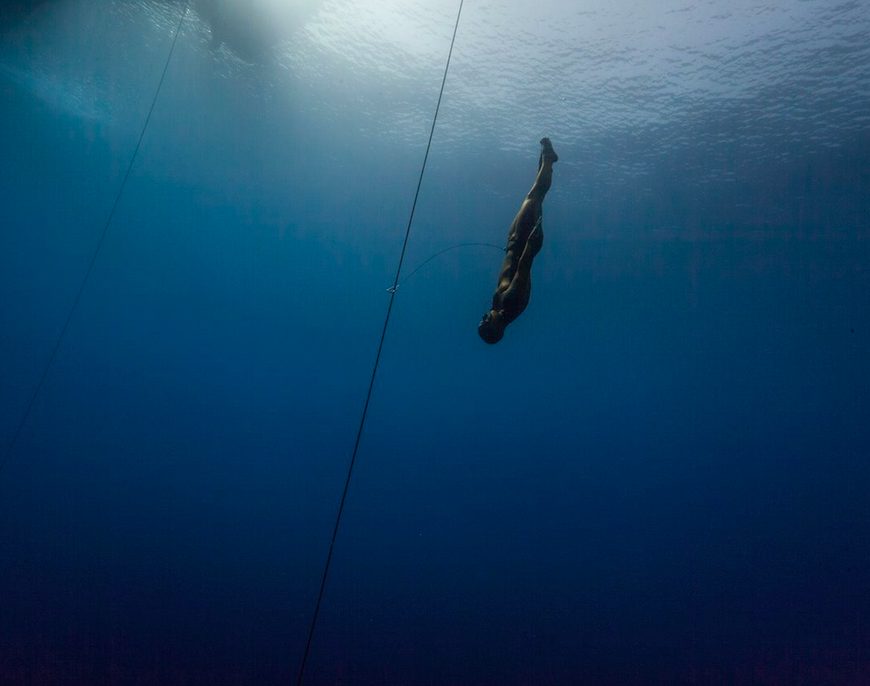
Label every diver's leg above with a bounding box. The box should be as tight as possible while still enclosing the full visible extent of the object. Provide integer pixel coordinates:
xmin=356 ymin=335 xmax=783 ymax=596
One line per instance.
xmin=506 ymin=200 xmax=543 ymax=256
xmin=505 ymin=139 xmax=557 ymax=243
xmin=527 ymin=137 xmax=558 ymax=202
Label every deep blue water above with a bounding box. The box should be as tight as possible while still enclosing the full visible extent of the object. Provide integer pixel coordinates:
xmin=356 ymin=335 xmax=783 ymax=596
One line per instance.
xmin=1 ymin=0 xmax=869 ymax=684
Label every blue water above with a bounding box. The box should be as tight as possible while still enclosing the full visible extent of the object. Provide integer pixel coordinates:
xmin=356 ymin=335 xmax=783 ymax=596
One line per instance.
xmin=1 ymin=0 xmax=868 ymax=684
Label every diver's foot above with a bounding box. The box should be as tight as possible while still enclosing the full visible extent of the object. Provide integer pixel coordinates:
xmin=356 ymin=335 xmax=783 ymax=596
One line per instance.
xmin=540 ymin=137 xmax=558 ymax=163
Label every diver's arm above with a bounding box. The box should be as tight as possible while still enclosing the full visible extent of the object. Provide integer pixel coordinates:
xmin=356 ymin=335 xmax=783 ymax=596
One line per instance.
xmin=500 ymin=235 xmax=537 ymax=312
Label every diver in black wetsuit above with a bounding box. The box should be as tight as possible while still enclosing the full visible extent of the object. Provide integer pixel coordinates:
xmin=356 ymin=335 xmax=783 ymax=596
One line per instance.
xmin=478 ymin=137 xmax=558 ymax=345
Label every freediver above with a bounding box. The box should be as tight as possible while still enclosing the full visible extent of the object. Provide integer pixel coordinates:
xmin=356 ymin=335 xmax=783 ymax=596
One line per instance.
xmin=478 ymin=137 xmax=558 ymax=344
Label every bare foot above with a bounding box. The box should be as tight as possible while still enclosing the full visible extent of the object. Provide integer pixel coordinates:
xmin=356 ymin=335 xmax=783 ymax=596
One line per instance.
xmin=540 ymin=137 xmax=558 ymax=163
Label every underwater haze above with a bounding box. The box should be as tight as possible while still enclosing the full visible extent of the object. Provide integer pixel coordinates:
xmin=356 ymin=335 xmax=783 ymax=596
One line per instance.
xmin=1 ymin=0 xmax=869 ymax=684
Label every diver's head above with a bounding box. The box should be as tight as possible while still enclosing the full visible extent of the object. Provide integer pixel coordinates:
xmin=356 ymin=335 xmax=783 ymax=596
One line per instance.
xmin=478 ymin=310 xmax=505 ymax=345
